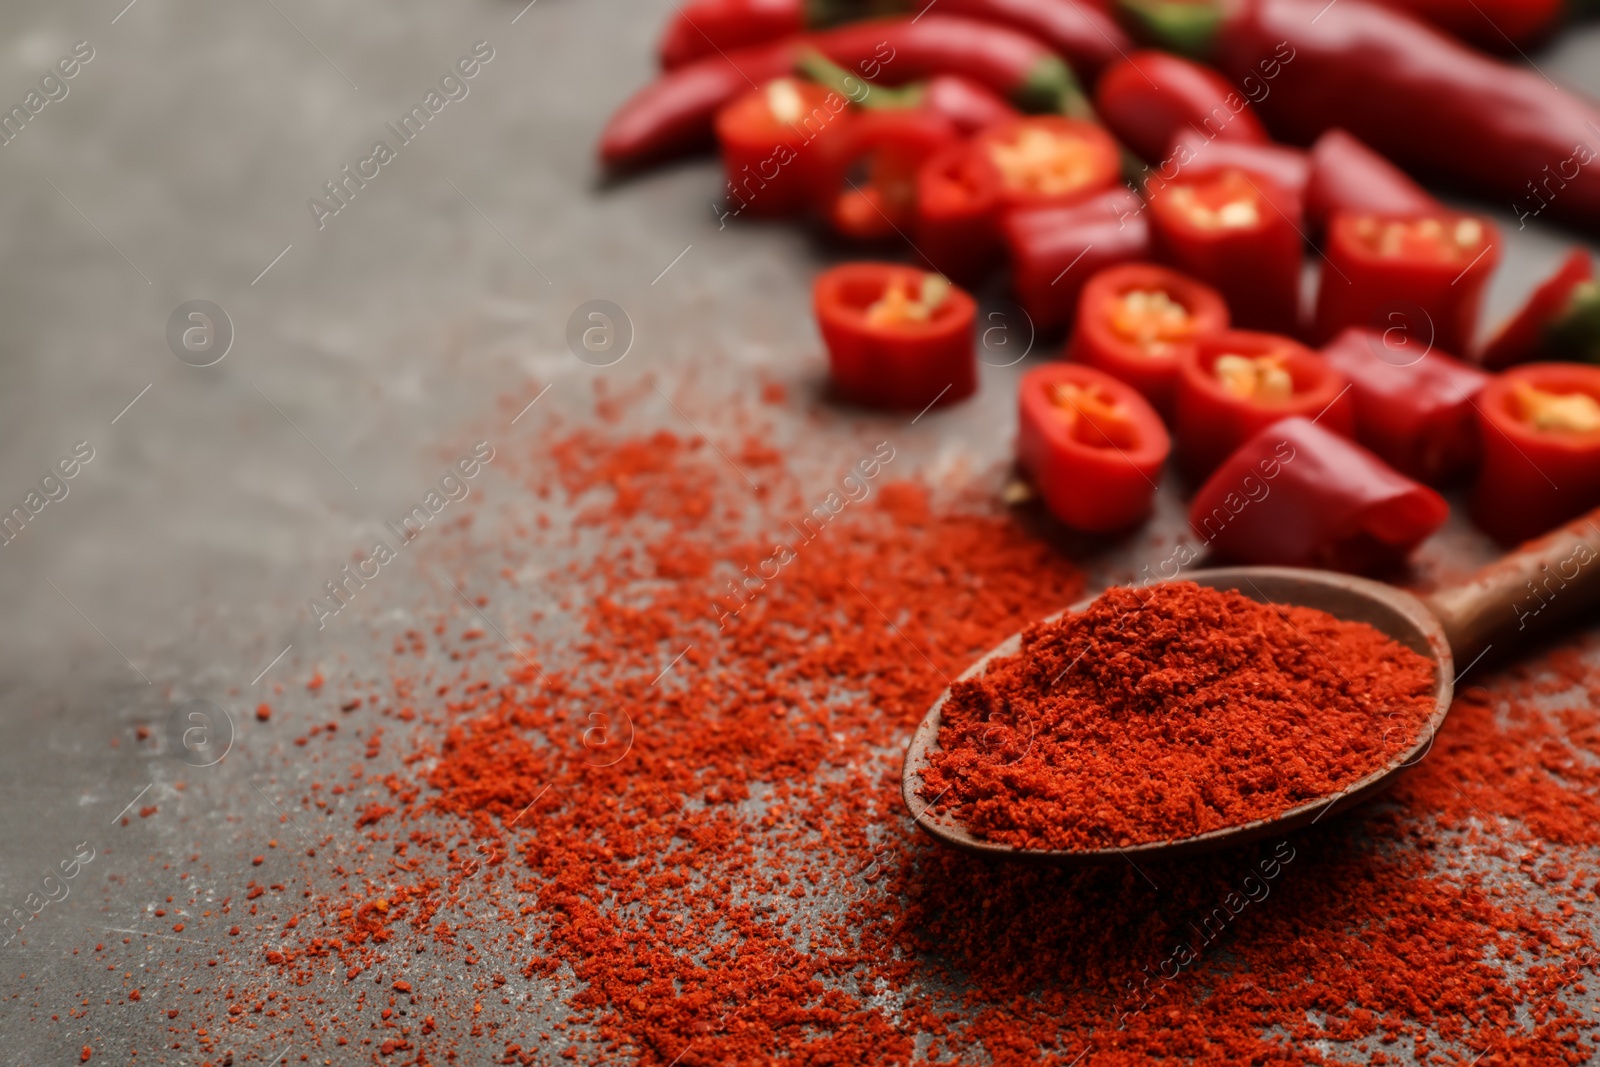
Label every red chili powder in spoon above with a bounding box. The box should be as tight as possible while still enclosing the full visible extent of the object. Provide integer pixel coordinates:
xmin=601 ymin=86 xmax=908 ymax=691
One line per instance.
xmin=922 ymin=581 xmax=1440 ymax=850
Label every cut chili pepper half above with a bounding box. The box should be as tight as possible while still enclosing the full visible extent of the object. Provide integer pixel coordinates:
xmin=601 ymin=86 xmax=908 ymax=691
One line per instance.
xmin=973 ymin=115 xmax=1122 ymax=211
xmin=816 ymin=108 xmax=959 ymax=239
xmin=1479 ymin=250 xmax=1600 ymax=371
xmin=1315 ymin=211 xmax=1500 ymax=357
xmin=1318 ymin=327 xmax=1488 ymax=487
xmin=1469 ymin=362 xmax=1600 ymax=545
xmin=1017 ymin=362 xmax=1170 ymax=532
xmin=1175 ymin=330 xmax=1353 ymax=481
xmin=714 ymin=78 xmax=851 ymax=218
xmin=1147 ymin=166 xmax=1301 ymax=334
xmin=1068 ymin=261 xmax=1228 ymax=418
xmin=814 ymin=262 xmax=977 ymax=410
xmin=1189 ymin=415 xmax=1449 ymax=576
xmin=1003 ymin=187 xmax=1148 ymax=338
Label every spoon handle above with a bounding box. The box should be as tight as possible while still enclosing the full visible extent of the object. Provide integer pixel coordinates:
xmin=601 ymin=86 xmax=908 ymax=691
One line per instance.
xmin=1425 ymin=506 xmax=1600 ymax=669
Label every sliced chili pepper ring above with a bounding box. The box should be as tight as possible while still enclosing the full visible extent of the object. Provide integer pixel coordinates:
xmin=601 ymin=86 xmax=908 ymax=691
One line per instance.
xmin=974 ymin=116 xmax=1121 ymax=210
xmin=814 ymin=262 xmax=978 ymax=411
xmin=1469 ymin=362 xmax=1600 ymax=544
xmin=1069 ymin=261 xmax=1228 ymax=417
xmin=1016 ymin=363 xmax=1169 ymax=532
xmin=1175 ymin=330 xmax=1352 ymax=481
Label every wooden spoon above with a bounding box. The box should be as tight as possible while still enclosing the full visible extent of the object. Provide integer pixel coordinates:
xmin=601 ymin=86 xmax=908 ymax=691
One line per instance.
xmin=901 ymin=507 xmax=1600 ymax=864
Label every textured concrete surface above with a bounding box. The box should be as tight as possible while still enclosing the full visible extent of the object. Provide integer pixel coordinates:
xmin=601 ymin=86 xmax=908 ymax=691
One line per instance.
xmin=0 ymin=0 xmax=1596 ymax=1062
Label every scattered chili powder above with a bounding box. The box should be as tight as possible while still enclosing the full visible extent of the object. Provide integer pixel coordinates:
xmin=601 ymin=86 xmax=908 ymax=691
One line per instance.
xmin=23 ymin=381 xmax=1600 ymax=1065
xmin=922 ymin=582 xmax=1439 ymax=850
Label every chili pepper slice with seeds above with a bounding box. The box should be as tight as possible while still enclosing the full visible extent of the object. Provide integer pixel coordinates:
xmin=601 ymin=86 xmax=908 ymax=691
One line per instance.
xmin=1314 ymin=210 xmax=1500 ymax=357
xmin=1017 ymin=363 xmax=1170 ymax=532
xmin=715 ymin=79 xmax=851 ymax=218
xmin=1304 ymin=129 xmax=1437 ymax=237
xmin=1095 ymin=50 xmax=1268 ymax=165
xmin=602 ymin=16 xmax=1085 ymax=172
xmin=1189 ymin=415 xmax=1448 ymax=575
xmin=1068 ymin=262 xmax=1229 ymax=417
xmin=975 ymin=115 xmax=1123 ymax=211
xmin=1175 ymin=330 xmax=1353 ymax=481
xmin=1002 ymin=187 xmax=1149 ymax=336
xmin=1119 ymin=0 xmax=1600 ymax=232
xmin=1148 ymin=166 xmax=1301 ymax=335
xmin=814 ymin=262 xmax=977 ymax=410
xmin=1479 ymin=251 xmax=1600 ymax=371
xmin=1470 ymin=363 xmax=1600 ymax=545
xmin=658 ymin=0 xmax=1130 ymax=81
xmin=917 ymin=118 xmax=1122 ymax=289
xmin=1318 ymin=327 xmax=1489 ymax=486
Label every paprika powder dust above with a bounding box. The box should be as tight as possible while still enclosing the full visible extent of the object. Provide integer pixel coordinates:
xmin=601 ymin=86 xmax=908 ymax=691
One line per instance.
xmin=42 ymin=381 xmax=1600 ymax=1066
xmin=922 ymin=582 xmax=1438 ymax=851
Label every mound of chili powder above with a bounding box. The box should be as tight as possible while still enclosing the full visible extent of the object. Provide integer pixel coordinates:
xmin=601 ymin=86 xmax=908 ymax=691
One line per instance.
xmin=35 ymin=383 xmax=1600 ymax=1066
xmin=922 ymin=581 xmax=1439 ymax=850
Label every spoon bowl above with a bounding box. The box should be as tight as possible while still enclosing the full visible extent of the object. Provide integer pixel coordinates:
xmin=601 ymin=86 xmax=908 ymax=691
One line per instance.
xmin=902 ymin=509 xmax=1600 ymax=865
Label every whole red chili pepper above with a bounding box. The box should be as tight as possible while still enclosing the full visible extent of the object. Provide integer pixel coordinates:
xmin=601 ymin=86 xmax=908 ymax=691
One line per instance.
xmin=1174 ymin=329 xmax=1353 ymax=481
xmin=658 ymin=0 xmax=812 ymax=69
xmin=1147 ymin=166 xmax=1301 ymax=334
xmin=1305 ymin=129 xmax=1437 ymax=236
xmin=658 ymin=0 xmax=1130 ymax=80
xmin=1119 ymin=0 xmax=1600 ymax=231
xmin=1314 ymin=210 xmax=1500 ymax=357
xmin=1017 ymin=362 xmax=1170 ymax=532
xmin=1094 ymin=50 xmax=1268 ymax=165
xmin=814 ymin=108 xmax=960 ymax=238
xmin=1189 ymin=415 xmax=1448 ymax=574
xmin=1479 ymin=251 xmax=1600 ymax=370
xmin=602 ymin=16 xmax=1085 ymax=171
xmin=814 ymin=262 xmax=978 ymax=409
xmin=1372 ymin=0 xmax=1566 ymax=53
xmin=714 ymin=78 xmax=852 ymax=218
xmin=1318 ymin=327 xmax=1489 ymax=486
xmin=1068 ymin=261 xmax=1229 ymax=417
xmin=1165 ymin=130 xmax=1309 ymax=198
xmin=1469 ymin=362 xmax=1600 ymax=545
xmin=1002 ymin=187 xmax=1149 ymax=335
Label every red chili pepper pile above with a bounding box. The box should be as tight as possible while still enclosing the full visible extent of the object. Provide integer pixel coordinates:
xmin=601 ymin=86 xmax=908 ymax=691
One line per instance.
xmin=602 ymin=0 xmax=1600 ymax=564
xmin=921 ymin=581 xmax=1439 ymax=851
xmin=39 ymin=389 xmax=1600 ymax=1065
